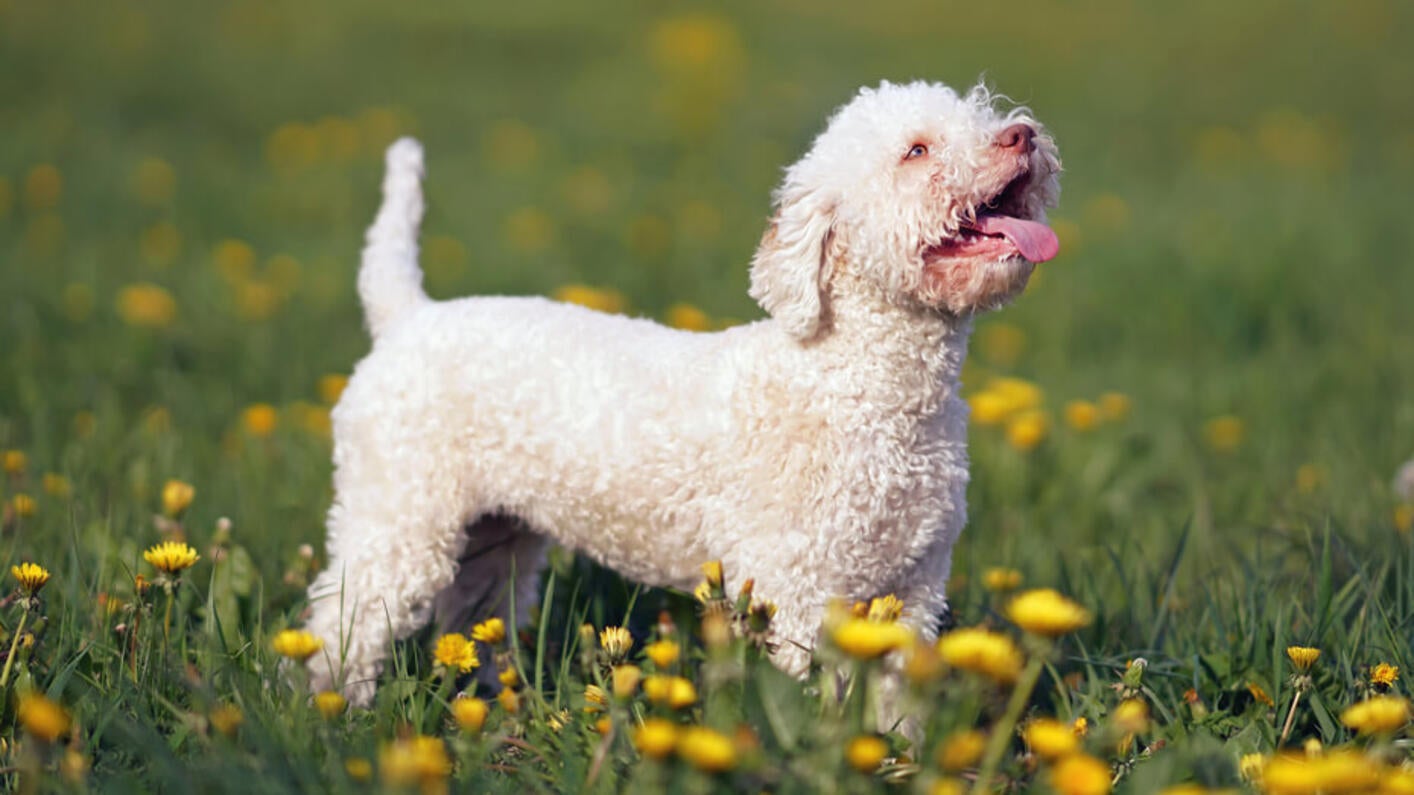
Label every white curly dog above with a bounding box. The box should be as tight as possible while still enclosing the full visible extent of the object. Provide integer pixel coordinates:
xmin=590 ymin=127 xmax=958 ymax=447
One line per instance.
xmin=305 ymin=80 xmax=1061 ymax=704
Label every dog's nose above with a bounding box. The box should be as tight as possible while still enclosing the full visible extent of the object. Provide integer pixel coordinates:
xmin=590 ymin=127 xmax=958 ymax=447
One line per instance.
xmin=995 ymin=123 xmax=1036 ymax=154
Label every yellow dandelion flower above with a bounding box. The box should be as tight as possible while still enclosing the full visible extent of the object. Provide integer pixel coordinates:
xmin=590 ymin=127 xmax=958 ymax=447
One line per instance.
xmin=1024 ymin=718 xmax=1079 ymax=760
xmin=989 ymin=376 xmax=1043 ymax=413
xmin=131 ymin=157 xmax=176 ymax=205
xmin=1340 ymin=695 xmax=1410 ymax=735
xmin=317 ymin=374 xmax=349 ymax=406
xmin=265 ymin=122 xmax=322 ymax=173
xmin=144 ymin=541 xmax=199 ymax=573
xmin=968 ymin=391 xmax=1011 ymax=426
xmin=212 ymin=238 xmax=256 ymax=283
xmin=545 ymin=708 xmax=571 ymax=733
xmin=470 ymin=617 xmax=506 ymax=645
xmin=1371 ymin=662 xmax=1399 ymax=688
xmin=593 ymin=716 xmax=612 ymax=734
xmin=432 ymin=633 xmax=479 ymax=672
xmin=983 ymin=567 xmax=1022 ymax=592
xmin=1007 ymin=589 xmax=1091 ymax=636
xmin=11 ymin=562 xmax=50 ymax=594
xmin=2 ymin=449 xmax=25 ymax=475
xmin=1203 ymin=415 xmax=1245 ymax=453
xmin=209 ymin=704 xmax=243 ymax=737
xmin=41 ymin=473 xmax=71 ymax=498
xmin=344 ymin=757 xmax=372 ymax=782
xmin=644 ymin=639 xmax=680 ymax=668
xmin=1396 ymin=504 xmax=1413 ymax=534
xmin=831 ymin=618 xmax=913 ymax=660
xmin=60 ymin=748 xmax=89 ymax=784
xmin=161 ymin=479 xmax=195 ymax=518
xmin=116 ymin=283 xmax=177 ymax=329
xmin=930 ymin=779 xmax=967 ymax=795
xmin=1237 ymin=752 xmax=1265 ymax=782
xmin=1072 ymin=717 xmax=1089 ymax=737
xmin=584 ymin=684 xmax=609 ymax=710
xmin=18 ymin=693 xmax=70 ymax=742
xmin=903 ymin=641 xmax=945 ymax=682
xmin=936 ymin=627 xmax=1023 ymax=683
xmin=978 ymin=322 xmax=1026 ymax=367
xmin=643 ymin=675 xmax=697 ymax=708
xmin=242 ymin=403 xmax=278 ymax=437
xmin=1063 ymin=400 xmax=1101 ymax=432
xmin=633 ymin=717 xmax=677 ymax=759
xmin=62 ymin=282 xmax=94 ymax=321
xmin=314 ymin=691 xmax=346 ymax=720
xmin=600 ymin=626 xmax=632 ymax=660
xmin=450 ymin=696 xmax=488 ymax=733
xmin=1006 ymin=409 xmax=1049 ymax=451
xmin=1112 ymin=699 xmax=1150 ymax=734
xmin=935 ymin=730 xmax=986 ymax=772
xmin=677 ymin=726 xmax=736 ymax=773
xmin=378 ymin=735 xmax=451 ymax=790
xmin=1247 ymin=682 xmax=1275 ymax=707
xmin=612 ymin=664 xmax=642 ymax=699
xmin=553 ymin=284 xmax=626 ymax=314
xmin=665 ymin=303 xmax=711 ymax=331
xmin=24 ymin=164 xmax=62 ymax=211
xmin=1264 ymin=750 xmax=1380 ymax=795
xmin=1295 ymin=464 xmax=1325 ymax=494
xmin=1383 ymin=768 xmax=1414 ymax=795
xmin=271 ymin=629 xmax=323 ymax=662
xmin=1098 ymin=392 xmax=1131 ymax=422
xmin=9 ymin=494 xmax=36 ymax=518
xmin=845 ymin=735 xmax=888 ymax=773
xmin=866 ymin=594 xmax=904 ymax=623
xmin=1049 ymin=753 xmax=1112 ymax=795
xmin=497 ymin=686 xmax=520 ymax=714
xmin=1286 ymin=646 xmax=1321 ymax=673
xmin=497 ymin=666 xmax=519 ymax=688
xmin=139 ymin=220 xmax=181 ymax=267
xmin=701 ymin=560 xmax=724 ymax=588
xmin=503 ymin=206 xmax=555 ymax=254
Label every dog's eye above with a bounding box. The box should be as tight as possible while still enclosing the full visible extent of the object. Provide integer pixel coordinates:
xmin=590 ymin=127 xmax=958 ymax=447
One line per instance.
xmin=904 ymin=143 xmax=928 ymax=160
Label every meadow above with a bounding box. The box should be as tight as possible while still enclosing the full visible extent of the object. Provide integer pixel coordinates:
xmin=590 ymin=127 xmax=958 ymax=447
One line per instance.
xmin=2 ymin=0 xmax=1414 ymax=791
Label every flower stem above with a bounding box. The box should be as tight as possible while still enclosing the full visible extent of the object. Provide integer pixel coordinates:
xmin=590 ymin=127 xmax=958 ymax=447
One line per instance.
xmin=0 ymin=609 xmax=31 ymax=691
xmin=970 ymin=653 xmax=1046 ymax=795
xmin=1278 ymin=688 xmax=1305 ymax=747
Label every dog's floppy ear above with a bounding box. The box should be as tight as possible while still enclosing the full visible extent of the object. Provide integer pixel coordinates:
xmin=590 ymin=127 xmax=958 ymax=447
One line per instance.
xmin=749 ymin=185 xmax=837 ymax=341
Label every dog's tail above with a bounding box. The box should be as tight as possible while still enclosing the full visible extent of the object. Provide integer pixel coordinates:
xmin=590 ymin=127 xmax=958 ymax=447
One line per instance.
xmin=359 ymin=138 xmax=429 ymax=339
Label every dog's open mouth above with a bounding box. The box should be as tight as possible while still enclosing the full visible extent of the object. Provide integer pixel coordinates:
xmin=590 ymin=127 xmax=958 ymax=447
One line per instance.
xmin=923 ymin=173 xmax=1059 ymax=264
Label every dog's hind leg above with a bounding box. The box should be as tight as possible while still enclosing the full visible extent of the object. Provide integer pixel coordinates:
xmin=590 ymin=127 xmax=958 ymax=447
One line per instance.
xmin=433 ymin=513 xmax=549 ymax=689
xmin=433 ymin=515 xmax=549 ymax=638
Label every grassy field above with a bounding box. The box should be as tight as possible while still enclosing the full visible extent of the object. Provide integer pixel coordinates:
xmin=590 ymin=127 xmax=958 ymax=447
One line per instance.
xmin=3 ymin=0 xmax=1414 ymax=791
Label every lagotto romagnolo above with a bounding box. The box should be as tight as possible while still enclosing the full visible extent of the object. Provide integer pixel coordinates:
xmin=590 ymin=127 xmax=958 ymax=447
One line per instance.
xmin=304 ymin=80 xmax=1061 ymax=705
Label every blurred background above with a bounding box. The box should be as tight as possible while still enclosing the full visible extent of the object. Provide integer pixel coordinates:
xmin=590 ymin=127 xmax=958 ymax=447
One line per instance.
xmin=2 ymin=0 xmax=1413 ymax=603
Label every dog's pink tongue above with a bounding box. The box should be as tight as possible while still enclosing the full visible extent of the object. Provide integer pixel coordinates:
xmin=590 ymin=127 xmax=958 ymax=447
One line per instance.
xmin=973 ymin=215 xmax=1060 ymax=263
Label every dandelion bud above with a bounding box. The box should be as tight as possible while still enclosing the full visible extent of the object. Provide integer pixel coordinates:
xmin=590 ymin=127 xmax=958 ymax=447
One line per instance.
xmin=298 ymin=543 xmax=314 ymax=560
xmin=701 ymin=612 xmax=732 ymax=650
xmin=735 ymin=579 xmax=755 ymax=612
xmin=612 ymin=664 xmax=641 ymax=699
xmin=701 ymin=560 xmax=724 ymax=589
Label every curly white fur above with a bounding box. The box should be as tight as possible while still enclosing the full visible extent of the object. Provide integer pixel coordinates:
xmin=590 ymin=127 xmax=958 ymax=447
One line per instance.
xmin=304 ymin=80 xmax=1062 ymax=705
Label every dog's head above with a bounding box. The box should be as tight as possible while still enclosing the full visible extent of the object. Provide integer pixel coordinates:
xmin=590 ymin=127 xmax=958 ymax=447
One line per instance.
xmin=750 ymin=81 xmax=1061 ymax=339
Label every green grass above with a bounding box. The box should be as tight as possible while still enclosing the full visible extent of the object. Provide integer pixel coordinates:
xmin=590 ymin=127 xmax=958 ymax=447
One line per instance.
xmin=2 ymin=1 xmax=1414 ymax=792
